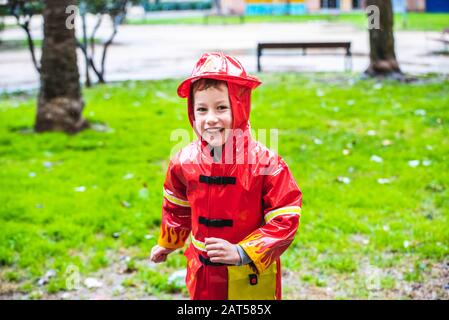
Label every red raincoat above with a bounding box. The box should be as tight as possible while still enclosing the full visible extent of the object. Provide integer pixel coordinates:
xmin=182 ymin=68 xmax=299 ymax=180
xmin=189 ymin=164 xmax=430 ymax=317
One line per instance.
xmin=157 ymin=52 xmax=302 ymax=300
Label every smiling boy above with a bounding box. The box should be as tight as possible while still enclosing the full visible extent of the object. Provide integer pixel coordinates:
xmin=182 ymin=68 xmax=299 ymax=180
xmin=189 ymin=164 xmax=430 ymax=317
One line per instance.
xmin=150 ymin=52 xmax=302 ymax=300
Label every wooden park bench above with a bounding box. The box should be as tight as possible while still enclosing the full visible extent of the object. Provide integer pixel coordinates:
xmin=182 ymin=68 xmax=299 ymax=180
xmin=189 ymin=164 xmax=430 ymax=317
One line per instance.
xmin=257 ymin=41 xmax=352 ymax=72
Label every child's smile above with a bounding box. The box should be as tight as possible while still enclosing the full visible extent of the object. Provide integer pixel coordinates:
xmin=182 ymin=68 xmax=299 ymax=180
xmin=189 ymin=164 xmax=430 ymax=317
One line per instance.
xmin=193 ymin=83 xmax=233 ymax=147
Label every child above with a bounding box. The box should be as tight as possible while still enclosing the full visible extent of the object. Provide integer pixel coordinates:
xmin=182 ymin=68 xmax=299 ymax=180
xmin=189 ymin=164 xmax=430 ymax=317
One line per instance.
xmin=150 ymin=52 xmax=302 ymax=300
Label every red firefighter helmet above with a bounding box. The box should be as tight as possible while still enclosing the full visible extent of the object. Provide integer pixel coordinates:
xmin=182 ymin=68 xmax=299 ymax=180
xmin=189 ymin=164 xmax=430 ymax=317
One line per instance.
xmin=177 ymin=52 xmax=261 ymax=98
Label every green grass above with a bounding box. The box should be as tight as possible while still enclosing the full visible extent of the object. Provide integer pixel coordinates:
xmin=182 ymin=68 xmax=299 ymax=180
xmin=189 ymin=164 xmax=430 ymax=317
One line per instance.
xmin=0 ymin=38 xmax=103 ymax=51
xmin=126 ymin=12 xmax=449 ymax=31
xmin=0 ymin=73 xmax=448 ymax=299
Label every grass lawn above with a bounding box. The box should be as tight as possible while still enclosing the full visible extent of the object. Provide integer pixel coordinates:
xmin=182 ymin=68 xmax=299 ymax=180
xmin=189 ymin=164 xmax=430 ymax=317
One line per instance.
xmin=0 ymin=38 xmax=102 ymax=51
xmin=0 ymin=73 xmax=448 ymax=299
xmin=126 ymin=12 xmax=449 ymax=31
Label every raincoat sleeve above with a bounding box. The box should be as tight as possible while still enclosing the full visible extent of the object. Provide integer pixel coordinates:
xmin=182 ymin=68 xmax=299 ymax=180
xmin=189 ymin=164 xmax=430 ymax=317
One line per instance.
xmin=157 ymin=157 xmax=192 ymax=250
xmin=238 ymin=157 xmax=302 ymax=273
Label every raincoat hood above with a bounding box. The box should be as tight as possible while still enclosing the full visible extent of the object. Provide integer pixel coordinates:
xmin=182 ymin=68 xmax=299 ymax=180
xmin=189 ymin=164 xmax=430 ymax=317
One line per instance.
xmin=177 ymin=52 xmax=261 ymax=134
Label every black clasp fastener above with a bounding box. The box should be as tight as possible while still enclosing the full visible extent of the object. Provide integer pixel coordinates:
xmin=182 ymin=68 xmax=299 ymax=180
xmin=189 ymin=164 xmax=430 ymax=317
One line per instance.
xmin=199 ymin=216 xmax=233 ymax=227
xmin=249 ymin=274 xmax=258 ymax=286
xmin=199 ymin=175 xmax=236 ymax=185
xmin=198 ymin=254 xmax=226 ymax=267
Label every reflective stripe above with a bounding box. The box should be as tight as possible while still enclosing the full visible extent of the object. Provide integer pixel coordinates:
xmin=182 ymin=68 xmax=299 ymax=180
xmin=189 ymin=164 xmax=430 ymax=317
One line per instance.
xmin=190 ymin=234 xmax=207 ymax=252
xmin=163 ymin=188 xmax=190 ymax=207
xmin=264 ymin=206 xmax=301 ymax=223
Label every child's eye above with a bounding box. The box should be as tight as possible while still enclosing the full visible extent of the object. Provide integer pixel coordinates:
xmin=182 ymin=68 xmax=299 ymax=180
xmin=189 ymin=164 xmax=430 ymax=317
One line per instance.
xmin=196 ymin=107 xmax=207 ymax=112
xmin=217 ymin=105 xmax=229 ymax=110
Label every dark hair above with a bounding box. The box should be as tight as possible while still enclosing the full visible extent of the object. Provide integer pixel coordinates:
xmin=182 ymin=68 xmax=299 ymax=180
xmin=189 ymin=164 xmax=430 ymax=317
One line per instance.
xmin=191 ymin=78 xmax=228 ymax=98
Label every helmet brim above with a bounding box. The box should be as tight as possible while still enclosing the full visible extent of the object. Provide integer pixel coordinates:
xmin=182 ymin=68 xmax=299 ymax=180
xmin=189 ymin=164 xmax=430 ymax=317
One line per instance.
xmin=177 ymin=73 xmax=261 ymax=98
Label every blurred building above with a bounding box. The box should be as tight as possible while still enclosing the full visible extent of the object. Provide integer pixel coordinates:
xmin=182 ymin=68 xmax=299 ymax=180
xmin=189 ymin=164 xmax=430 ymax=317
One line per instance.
xmin=243 ymin=0 xmax=449 ymax=13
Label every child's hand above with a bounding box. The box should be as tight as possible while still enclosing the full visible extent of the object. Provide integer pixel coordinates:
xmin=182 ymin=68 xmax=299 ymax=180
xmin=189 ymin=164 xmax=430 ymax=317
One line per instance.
xmin=204 ymin=237 xmax=240 ymax=265
xmin=150 ymin=245 xmax=175 ymax=263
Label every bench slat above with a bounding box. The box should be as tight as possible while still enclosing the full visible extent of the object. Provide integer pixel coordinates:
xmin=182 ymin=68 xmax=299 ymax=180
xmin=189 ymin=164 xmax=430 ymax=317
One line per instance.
xmin=257 ymin=41 xmax=352 ymax=72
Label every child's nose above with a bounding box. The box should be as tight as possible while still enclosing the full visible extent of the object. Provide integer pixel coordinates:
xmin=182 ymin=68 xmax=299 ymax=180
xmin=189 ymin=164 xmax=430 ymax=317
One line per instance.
xmin=206 ymin=112 xmax=219 ymax=124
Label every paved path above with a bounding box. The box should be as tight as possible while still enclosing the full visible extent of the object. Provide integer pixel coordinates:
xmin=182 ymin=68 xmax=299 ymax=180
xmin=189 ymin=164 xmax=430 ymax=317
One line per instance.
xmin=1 ymin=17 xmax=448 ymax=92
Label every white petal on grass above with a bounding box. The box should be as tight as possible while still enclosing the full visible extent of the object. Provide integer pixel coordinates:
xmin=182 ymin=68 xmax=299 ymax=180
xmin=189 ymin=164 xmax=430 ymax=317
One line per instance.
xmin=352 ymin=234 xmax=369 ymax=245
xmin=29 ymin=172 xmax=36 ymax=178
xmin=408 ymin=160 xmax=420 ymax=168
xmin=426 ymin=145 xmax=433 ymax=150
xmin=84 ymin=277 xmax=103 ymax=289
xmin=346 ymin=100 xmax=355 ymax=106
xmin=138 ymin=188 xmax=149 ymax=199
xmin=337 ymin=176 xmax=351 ymax=184
xmin=414 ymin=109 xmax=426 ymax=116
xmin=313 ymin=138 xmax=323 ymax=145
xmin=43 ymin=161 xmax=53 ymax=168
xmin=382 ymin=139 xmax=392 ymax=147
xmin=61 ymin=292 xmax=71 ymax=300
xmin=367 ymin=130 xmax=376 ymax=136
xmin=38 ymin=270 xmax=56 ymax=286
xmin=168 ymin=270 xmax=187 ymax=288
xmin=155 ymin=91 xmax=178 ymax=102
xmin=123 ymin=173 xmax=134 ymax=180
xmin=328 ymin=120 xmax=339 ymax=127
xmin=74 ymin=186 xmax=86 ymax=192
xmin=422 ymin=160 xmax=432 ymax=167
xmin=373 ymin=83 xmax=383 ymax=90
xmin=383 ymin=225 xmax=390 ymax=232
xmin=403 ymin=241 xmax=410 ymax=248
xmin=121 ymin=201 xmax=131 ymax=208
xmin=316 ymin=89 xmax=325 ymax=97
xmin=342 ymin=149 xmax=350 ymax=156
xmin=377 ymin=178 xmax=392 ymax=184
xmin=370 ymin=155 xmax=383 ymax=163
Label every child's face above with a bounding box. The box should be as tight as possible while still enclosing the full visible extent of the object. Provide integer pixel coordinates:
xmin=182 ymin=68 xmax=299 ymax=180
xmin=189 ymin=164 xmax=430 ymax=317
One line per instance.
xmin=193 ymin=83 xmax=233 ymax=147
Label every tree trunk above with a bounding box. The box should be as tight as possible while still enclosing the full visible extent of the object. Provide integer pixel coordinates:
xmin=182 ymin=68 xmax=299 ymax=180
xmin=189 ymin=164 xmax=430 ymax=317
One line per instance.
xmin=35 ymin=0 xmax=88 ymax=134
xmin=365 ymin=0 xmax=402 ymax=77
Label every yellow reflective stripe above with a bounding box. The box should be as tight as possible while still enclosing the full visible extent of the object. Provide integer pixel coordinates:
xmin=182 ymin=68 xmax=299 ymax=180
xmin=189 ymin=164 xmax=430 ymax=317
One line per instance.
xmin=264 ymin=206 xmax=301 ymax=223
xmin=163 ymin=188 xmax=190 ymax=207
xmin=190 ymin=234 xmax=207 ymax=252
